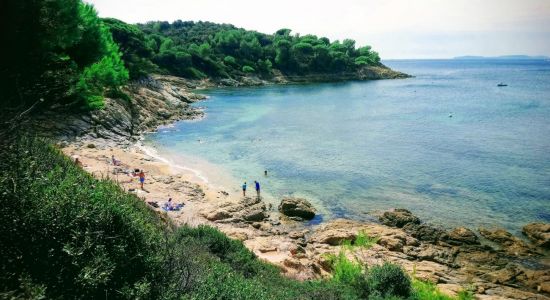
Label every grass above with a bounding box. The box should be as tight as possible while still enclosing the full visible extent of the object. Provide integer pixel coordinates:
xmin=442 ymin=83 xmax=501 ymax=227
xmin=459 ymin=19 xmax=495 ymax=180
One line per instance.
xmin=342 ymin=230 xmax=379 ymax=250
xmin=411 ymin=279 xmax=475 ymax=300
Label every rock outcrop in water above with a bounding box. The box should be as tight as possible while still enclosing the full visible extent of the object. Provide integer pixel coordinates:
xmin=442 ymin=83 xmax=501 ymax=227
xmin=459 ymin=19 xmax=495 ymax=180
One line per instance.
xmin=523 ymin=223 xmax=550 ymax=249
xmin=278 ymin=197 xmax=316 ymax=220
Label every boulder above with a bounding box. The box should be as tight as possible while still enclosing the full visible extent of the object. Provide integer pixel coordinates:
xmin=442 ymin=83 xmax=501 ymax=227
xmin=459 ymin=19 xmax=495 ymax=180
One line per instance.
xmin=403 ymin=223 xmax=445 ymax=243
xmin=242 ymin=209 xmax=267 ymax=222
xmin=444 ymin=227 xmax=480 ymax=245
xmin=206 ymin=210 xmax=232 ymax=221
xmin=522 ymin=223 xmax=550 ymax=249
xmin=379 ymin=208 xmax=420 ymax=228
xmin=278 ymin=197 xmax=316 ymax=220
xmin=309 ymin=229 xmax=356 ymax=246
xmin=377 ymin=236 xmax=404 ymax=252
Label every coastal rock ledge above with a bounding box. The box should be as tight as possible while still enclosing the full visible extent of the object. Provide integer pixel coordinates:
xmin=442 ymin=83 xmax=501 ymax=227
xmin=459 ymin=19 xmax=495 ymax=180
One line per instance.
xmin=278 ymin=197 xmax=316 ymax=220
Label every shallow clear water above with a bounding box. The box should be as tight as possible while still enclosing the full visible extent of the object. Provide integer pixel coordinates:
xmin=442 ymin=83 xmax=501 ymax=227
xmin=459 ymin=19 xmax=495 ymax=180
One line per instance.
xmin=146 ymin=59 xmax=550 ymax=232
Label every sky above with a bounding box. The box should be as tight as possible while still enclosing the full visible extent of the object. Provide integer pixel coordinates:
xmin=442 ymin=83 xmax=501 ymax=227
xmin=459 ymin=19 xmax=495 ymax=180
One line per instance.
xmin=86 ymin=0 xmax=550 ymax=59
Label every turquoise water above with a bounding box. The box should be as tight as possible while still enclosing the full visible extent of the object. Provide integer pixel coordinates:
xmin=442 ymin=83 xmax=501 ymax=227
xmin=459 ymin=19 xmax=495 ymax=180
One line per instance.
xmin=146 ymin=59 xmax=550 ymax=232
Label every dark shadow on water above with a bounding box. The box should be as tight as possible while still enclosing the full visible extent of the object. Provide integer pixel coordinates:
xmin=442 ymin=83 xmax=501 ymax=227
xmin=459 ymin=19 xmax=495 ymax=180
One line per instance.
xmin=537 ymin=212 xmax=550 ymax=222
xmin=306 ymin=214 xmax=323 ymax=226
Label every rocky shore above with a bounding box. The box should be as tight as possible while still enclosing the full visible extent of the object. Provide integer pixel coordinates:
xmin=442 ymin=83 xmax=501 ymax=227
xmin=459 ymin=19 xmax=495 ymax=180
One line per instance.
xmin=53 ymin=73 xmax=549 ymax=299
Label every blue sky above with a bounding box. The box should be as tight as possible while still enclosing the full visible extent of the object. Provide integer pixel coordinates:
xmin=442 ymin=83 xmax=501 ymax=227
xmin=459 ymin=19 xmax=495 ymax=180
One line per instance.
xmin=87 ymin=0 xmax=550 ymax=59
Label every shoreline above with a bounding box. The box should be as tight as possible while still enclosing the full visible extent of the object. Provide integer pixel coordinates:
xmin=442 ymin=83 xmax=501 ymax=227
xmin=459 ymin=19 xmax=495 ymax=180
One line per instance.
xmin=62 ymin=135 xmax=550 ymax=300
xmin=55 ymin=74 xmax=550 ymax=299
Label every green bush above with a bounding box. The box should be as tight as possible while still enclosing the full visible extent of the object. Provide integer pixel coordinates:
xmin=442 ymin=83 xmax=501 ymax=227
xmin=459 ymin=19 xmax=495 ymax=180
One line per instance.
xmin=411 ymin=279 xmax=474 ymax=300
xmin=367 ymin=263 xmax=411 ymax=299
xmin=242 ymin=65 xmax=255 ymax=73
xmin=331 ymin=252 xmax=363 ymax=286
xmin=0 ymin=136 xmax=363 ymax=299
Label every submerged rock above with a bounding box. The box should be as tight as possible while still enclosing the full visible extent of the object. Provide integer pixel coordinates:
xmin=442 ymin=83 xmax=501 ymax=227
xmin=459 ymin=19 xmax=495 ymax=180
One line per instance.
xmin=278 ymin=197 xmax=316 ymax=220
xmin=379 ymin=208 xmax=420 ymax=228
xmin=522 ymin=223 xmax=550 ymax=249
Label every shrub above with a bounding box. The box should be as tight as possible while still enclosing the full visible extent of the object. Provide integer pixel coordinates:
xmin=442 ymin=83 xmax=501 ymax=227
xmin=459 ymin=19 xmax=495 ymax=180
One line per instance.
xmin=242 ymin=65 xmax=255 ymax=73
xmin=367 ymin=263 xmax=411 ymax=298
xmin=0 ymin=136 xmax=364 ymax=299
xmin=331 ymin=252 xmax=363 ymax=286
xmin=342 ymin=230 xmax=378 ymax=250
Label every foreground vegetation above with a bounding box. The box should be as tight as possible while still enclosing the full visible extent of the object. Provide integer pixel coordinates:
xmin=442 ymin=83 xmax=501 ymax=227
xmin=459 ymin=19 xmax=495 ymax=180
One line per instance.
xmin=0 ymin=137 xmax=356 ymax=299
xmin=0 ymin=137 xmax=474 ymax=299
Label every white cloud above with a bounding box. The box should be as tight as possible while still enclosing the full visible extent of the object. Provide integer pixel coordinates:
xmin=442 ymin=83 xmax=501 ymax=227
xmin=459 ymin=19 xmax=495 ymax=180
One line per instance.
xmin=86 ymin=0 xmax=550 ymax=58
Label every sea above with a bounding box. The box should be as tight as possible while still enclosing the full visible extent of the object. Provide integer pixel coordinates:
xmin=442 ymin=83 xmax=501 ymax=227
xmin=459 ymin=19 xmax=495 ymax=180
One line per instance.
xmin=144 ymin=59 xmax=550 ymax=233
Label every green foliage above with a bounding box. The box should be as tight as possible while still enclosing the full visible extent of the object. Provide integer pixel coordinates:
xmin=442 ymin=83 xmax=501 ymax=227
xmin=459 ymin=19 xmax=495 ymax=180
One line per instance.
xmin=342 ymin=230 xmax=378 ymax=250
xmin=330 ymin=252 xmax=364 ymax=286
xmin=1 ymin=0 xmax=128 ymax=116
xmin=411 ymin=279 xmax=474 ymax=300
xmin=103 ymin=18 xmax=158 ymax=79
xmin=242 ymin=65 xmax=256 ymax=73
xmin=112 ymin=20 xmax=384 ymax=80
xmin=0 ymin=136 xmax=362 ymax=299
xmin=367 ymin=263 xmax=412 ymax=299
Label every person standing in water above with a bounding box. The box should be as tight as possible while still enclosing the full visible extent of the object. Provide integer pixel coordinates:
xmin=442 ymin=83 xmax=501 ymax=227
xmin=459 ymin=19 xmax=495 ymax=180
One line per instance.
xmin=264 ymin=170 xmax=268 ymax=176
xmin=255 ymin=181 xmax=260 ymax=198
xmin=242 ymin=182 xmax=247 ymax=197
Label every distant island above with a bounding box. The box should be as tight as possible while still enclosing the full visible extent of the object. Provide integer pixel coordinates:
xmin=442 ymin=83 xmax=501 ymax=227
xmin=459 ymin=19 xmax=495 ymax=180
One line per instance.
xmin=454 ymin=55 xmax=549 ymax=60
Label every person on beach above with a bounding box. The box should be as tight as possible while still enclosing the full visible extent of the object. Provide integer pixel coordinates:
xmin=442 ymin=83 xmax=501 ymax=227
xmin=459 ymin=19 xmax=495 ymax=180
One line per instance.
xmin=165 ymin=197 xmax=173 ymax=210
xmin=255 ymin=181 xmax=260 ymax=198
xmin=138 ymin=170 xmax=145 ymax=190
xmin=242 ymin=182 xmax=247 ymax=197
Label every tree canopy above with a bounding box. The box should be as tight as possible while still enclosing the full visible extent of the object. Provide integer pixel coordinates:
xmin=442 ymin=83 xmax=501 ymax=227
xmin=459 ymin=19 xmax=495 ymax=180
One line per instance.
xmin=104 ymin=20 xmax=382 ymax=80
xmin=1 ymin=0 xmax=128 ymax=116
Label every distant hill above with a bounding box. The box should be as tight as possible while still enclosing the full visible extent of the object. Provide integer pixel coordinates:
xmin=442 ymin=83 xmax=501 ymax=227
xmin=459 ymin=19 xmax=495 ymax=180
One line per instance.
xmin=454 ymin=55 xmax=549 ymax=60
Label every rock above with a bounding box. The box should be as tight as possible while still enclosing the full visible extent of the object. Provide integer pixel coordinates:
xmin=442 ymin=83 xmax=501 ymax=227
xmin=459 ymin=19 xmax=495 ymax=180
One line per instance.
xmin=258 ymin=246 xmax=278 ymax=253
xmin=278 ymin=197 xmax=316 ymax=220
xmin=436 ymin=284 xmax=462 ymax=298
xmin=445 ymin=227 xmax=480 ymax=245
xmin=377 ymin=236 xmax=404 ymax=252
xmin=522 ymin=223 xmax=550 ymax=249
xmin=242 ymin=209 xmax=267 ymax=222
xmin=288 ymin=230 xmax=307 ymax=239
xmin=227 ymin=231 xmax=248 ymax=242
xmin=289 ymin=245 xmax=306 ymax=255
xmin=309 ymin=229 xmax=357 ymax=246
xmin=540 ymin=282 xmax=550 ymax=293
xmin=283 ymin=258 xmax=303 ymax=269
xmin=479 ymin=228 xmax=535 ymax=256
xmin=86 ymin=143 xmax=96 ymax=148
xmin=379 ymin=208 xmax=420 ymax=228
xmin=317 ymin=255 xmax=333 ymax=271
xmin=483 ymin=264 xmax=524 ymax=284
xmin=403 ymin=223 xmax=445 ymax=243
xmin=206 ymin=210 xmax=232 ymax=221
